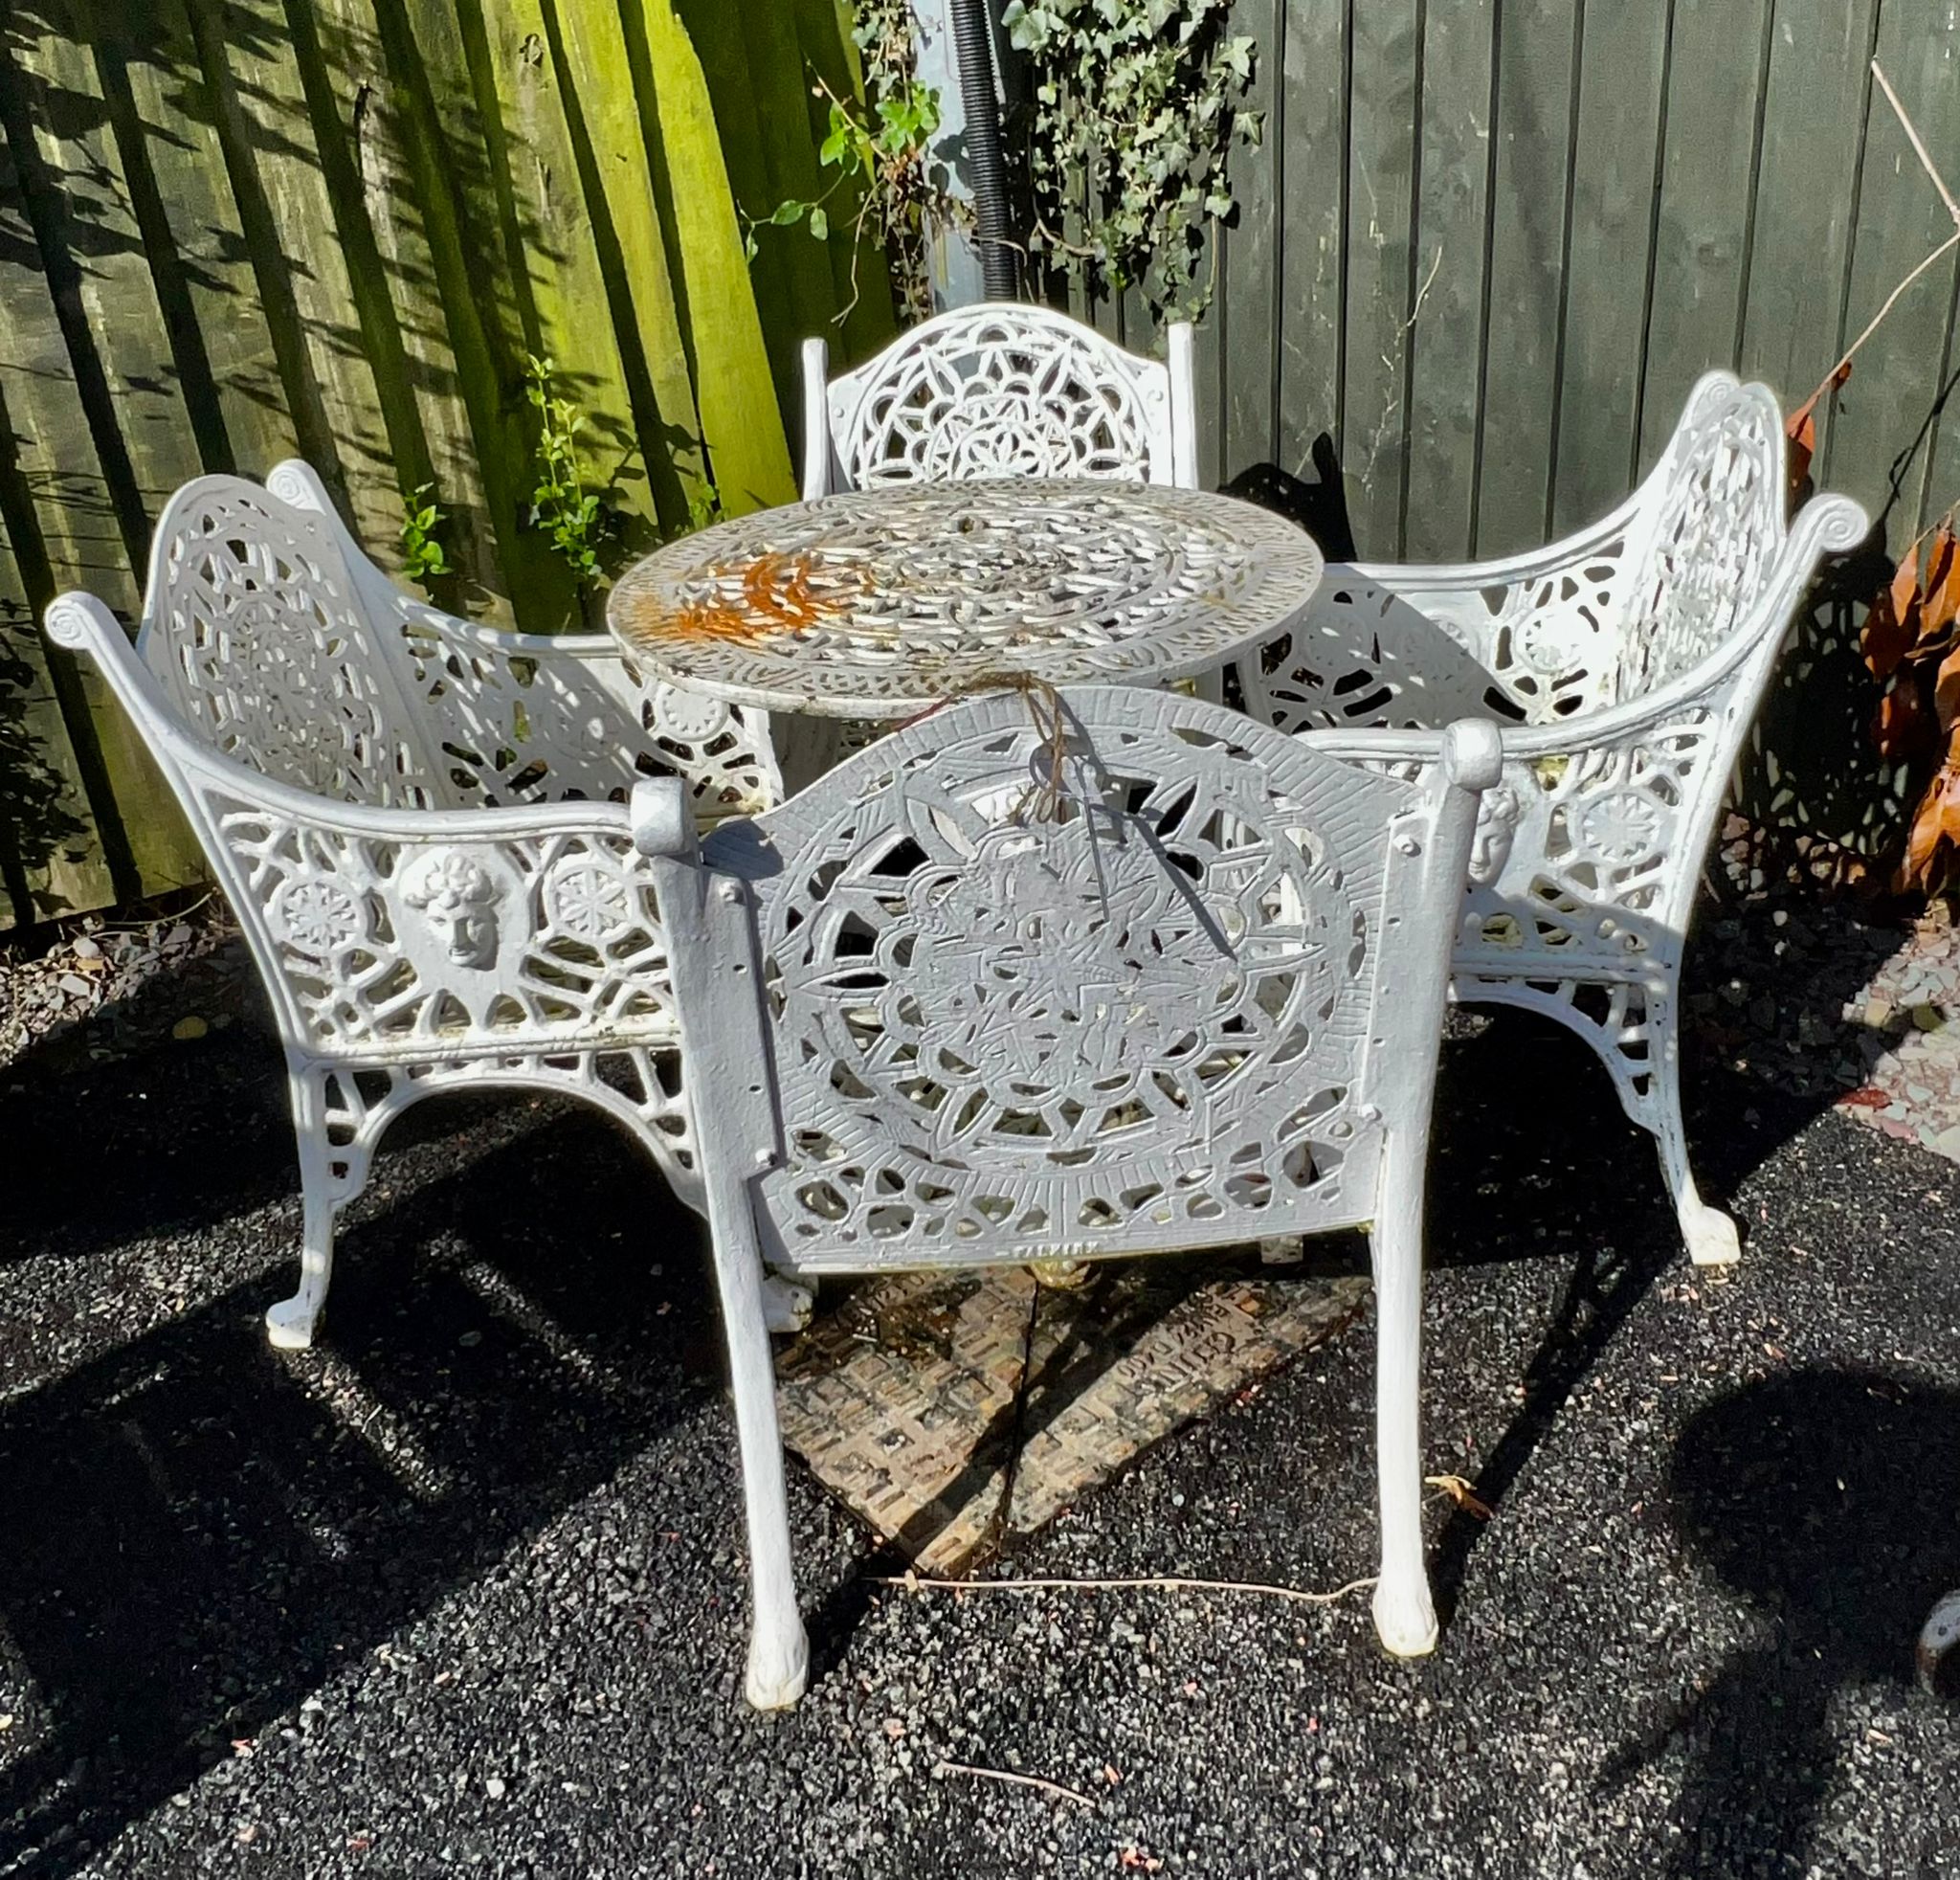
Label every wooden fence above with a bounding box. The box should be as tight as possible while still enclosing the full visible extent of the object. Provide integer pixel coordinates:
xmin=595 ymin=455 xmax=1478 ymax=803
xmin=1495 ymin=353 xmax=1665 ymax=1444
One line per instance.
xmin=1060 ymin=0 xmax=1960 ymax=857
xmin=7 ymin=0 xmax=1957 ymax=931
xmin=0 ymin=0 xmax=894 ymax=930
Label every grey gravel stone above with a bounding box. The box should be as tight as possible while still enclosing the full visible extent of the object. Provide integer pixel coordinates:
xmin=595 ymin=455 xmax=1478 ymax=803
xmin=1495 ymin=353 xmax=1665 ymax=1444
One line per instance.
xmin=3 ymin=872 xmax=1957 ymax=1878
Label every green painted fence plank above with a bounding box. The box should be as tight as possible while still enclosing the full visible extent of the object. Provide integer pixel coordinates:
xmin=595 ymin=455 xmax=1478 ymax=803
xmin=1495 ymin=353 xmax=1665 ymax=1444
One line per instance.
xmin=634 ymin=0 xmax=796 ymax=514
xmin=1548 ymin=0 xmax=1668 ymax=537
xmin=1274 ymin=0 xmax=1347 ymax=484
xmin=784 ymin=0 xmax=896 ymax=366
xmin=1638 ymin=0 xmax=1771 ymax=477
xmin=550 ymin=0 xmax=709 ymax=535
xmin=371 ymin=0 xmax=579 ymax=629
xmin=676 ymin=0 xmax=819 ymax=431
xmin=1219 ymin=0 xmax=1281 ymax=484
xmin=1401 ymin=0 xmax=1495 ymax=563
xmin=736 ymin=1 xmax=865 ymax=356
xmin=1342 ymin=0 xmax=1420 ymax=558
xmin=1736 ymin=0 xmax=1878 ymax=456
xmin=117 ymin=0 xmax=301 ymax=482
xmin=469 ymin=0 xmax=664 ymax=570
xmin=1473 ymin=0 xmax=1579 ymax=557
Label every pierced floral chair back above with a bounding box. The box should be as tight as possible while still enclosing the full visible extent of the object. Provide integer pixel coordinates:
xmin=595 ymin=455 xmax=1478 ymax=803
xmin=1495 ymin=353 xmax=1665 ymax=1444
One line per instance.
xmin=801 ymin=303 xmax=1197 ymax=499
xmin=1611 ymin=374 xmax=1785 ymax=705
xmin=142 ymin=470 xmax=451 ymax=808
xmin=675 ymin=687 xmax=1495 ymax=1271
xmin=135 ymin=463 xmax=785 ymax=821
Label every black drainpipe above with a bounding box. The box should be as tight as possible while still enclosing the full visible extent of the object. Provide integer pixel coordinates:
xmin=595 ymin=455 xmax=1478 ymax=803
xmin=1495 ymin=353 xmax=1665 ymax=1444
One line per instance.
xmin=949 ymin=0 xmax=1017 ymax=299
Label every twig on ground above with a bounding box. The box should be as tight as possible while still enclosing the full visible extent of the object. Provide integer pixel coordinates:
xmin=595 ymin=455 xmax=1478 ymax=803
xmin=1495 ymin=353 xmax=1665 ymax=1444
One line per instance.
xmin=878 ymin=1570 xmax=1378 ymax=1607
xmin=933 ymin=1759 xmax=1099 ymax=1808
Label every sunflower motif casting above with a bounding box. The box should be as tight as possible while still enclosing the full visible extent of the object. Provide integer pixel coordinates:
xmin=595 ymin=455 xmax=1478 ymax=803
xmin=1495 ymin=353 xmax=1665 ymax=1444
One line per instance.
xmin=273 ymin=874 xmax=367 ymax=955
xmin=648 ymin=681 xmax=731 ymax=745
xmin=1575 ymin=788 xmax=1663 ymax=867
xmin=545 ymin=859 xmax=636 ymax=944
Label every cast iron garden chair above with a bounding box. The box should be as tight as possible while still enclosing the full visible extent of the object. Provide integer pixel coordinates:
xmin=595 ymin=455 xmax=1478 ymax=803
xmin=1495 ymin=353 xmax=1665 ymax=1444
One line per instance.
xmin=639 ymin=683 xmax=1500 ymax=1706
xmin=45 ymin=464 xmax=817 ymax=1346
xmin=1236 ymin=370 xmax=1869 ymax=1265
xmin=800 ymin=302 xmax=1198 ymax=498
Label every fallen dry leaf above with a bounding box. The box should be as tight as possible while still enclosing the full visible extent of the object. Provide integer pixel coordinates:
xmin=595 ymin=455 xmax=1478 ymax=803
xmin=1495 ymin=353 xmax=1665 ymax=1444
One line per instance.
xmin=1425 ymin=1474 xmax=1494 ymax=1520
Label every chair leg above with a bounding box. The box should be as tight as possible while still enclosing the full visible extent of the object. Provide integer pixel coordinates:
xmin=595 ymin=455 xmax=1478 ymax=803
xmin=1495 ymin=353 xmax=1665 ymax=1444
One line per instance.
xmin=267 ymin=1072 xmax=370 ymax=1351
xmin=705 ymin=1200 xmax=810 ymax=1710
xmin=1635 ymin=995 xmax=1740 ymax=1268
xmin=1369 ymin=1143 xmax=1438 ymax=1658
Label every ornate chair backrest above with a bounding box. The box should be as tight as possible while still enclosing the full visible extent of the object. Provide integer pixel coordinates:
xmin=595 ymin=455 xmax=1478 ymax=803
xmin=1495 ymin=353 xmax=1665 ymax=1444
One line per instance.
xmin=139 ymin=471 xmax=453 ymax=809
xmin=49 ymin=588 xmax=679 ymax=1071
xmin=1611 ymin=372 xmax=1788 ymax=706
xmin=804 ymin=303 xmax=1196 ymax=498
xmin=691 ymin=687 xmax=1497 ymax=1272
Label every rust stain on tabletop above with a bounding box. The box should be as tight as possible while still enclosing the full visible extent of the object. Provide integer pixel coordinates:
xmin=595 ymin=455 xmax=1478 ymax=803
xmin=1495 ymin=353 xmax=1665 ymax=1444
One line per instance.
xmin=624 ymin=549 xmax=871 ymax=649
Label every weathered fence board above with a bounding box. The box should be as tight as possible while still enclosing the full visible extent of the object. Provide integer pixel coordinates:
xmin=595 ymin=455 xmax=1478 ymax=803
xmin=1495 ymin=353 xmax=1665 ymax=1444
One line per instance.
xmin=1187 ymin=0 xmax=1960 ymax=574
xmin=1400 ymin=0 xmax=1495 ymax=565
xmin=0 ymin=0 xmax=884 ymax=929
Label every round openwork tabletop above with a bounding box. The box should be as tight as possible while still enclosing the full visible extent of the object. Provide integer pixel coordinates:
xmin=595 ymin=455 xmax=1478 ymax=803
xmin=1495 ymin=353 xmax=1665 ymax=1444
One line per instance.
xmin=606 ymin=480 xmax=1324 ymax=718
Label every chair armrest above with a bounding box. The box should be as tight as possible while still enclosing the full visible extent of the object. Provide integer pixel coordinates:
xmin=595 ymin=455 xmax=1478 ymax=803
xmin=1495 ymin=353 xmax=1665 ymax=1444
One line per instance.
xmin=1347 ymin=494 xmax=1651 ymax=724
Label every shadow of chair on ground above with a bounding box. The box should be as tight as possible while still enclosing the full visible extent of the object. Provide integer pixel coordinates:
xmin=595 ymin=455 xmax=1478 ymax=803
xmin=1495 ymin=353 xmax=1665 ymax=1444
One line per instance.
xmin=0 ymin=1106 xmax=716 ymax=1876
xmin=1605 ymin=1367 xmax=1960 ymax=1876
xmin=1416 ymin=870 xmax=1902 ymax=1623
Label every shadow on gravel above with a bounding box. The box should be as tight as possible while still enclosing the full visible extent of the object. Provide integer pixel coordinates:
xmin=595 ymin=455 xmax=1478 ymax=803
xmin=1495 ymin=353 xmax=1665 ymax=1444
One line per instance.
xmin=0 ymin=942 xmax=295 ymax=1261
xmin=1418 ymin=966 xmax=1864 ymax=1620
xmin=0 ymin=1107 xmax=715 ymax=1877
xmin=1608 ymin=1367 xmax=1960 ymax=1877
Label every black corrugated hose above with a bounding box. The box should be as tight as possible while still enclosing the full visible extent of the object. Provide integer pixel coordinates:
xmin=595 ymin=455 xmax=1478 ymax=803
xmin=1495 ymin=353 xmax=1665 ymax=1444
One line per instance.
xmin=949 ymin=0 xmax=1017 ymax=299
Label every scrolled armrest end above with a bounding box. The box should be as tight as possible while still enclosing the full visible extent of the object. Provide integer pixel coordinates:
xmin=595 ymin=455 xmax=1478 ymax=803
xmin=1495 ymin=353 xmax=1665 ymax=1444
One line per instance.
xmin=632 ymin=776 xmax=697 ymax=859
xmin=1439 ymin=717 xmax=1504 ymax=795
xmin=43 ymin=592 xmax=120 ymax=653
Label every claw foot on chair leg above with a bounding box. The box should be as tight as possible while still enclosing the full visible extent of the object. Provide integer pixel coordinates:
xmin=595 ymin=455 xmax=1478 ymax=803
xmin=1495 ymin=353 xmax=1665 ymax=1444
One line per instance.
xmin=1680 ymin=1199 xmax=1741 ymax=1268
xmin=265 ymin=1289 xmax=324 ymax=1352
xmin=760 ymin=1273 xmax=815 ymax=1335
xmin=745 ymin=1615 xmax=811 ymax=1711
xmin=1371 ymin=1575 xmax=1439 ymax=1659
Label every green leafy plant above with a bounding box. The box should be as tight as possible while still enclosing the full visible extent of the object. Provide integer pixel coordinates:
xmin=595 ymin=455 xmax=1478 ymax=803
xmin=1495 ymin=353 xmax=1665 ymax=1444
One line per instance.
xmin=1002 ymin=0 xmax=1259 ymax=320
xmin=523 ymin=353 xmax=612 ymax=587
xmin=680 ymin=481 xmax=722 ymax=538
xmin=398 ymin=481 xmax=452 ymax=587
xmin=744 ymin=0 xmax=960 ymax=323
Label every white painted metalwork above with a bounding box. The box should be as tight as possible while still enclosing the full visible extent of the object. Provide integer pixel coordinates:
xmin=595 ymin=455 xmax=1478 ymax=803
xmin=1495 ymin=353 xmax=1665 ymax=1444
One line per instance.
xmin=642 ymin=683 xmax=1502 ymax=1705
xmin=800 ymin=302 xmax=1198 ymax=499
xmin=144 ymin=462 xmax=787 ymax=822
xmin=1237 ymin=371 xmax=1870 ymax=1266
xmin=609 ymin=479 xmax=1319 ymax=717
xmin=40 ymin=465 xmax=819 ymax=1347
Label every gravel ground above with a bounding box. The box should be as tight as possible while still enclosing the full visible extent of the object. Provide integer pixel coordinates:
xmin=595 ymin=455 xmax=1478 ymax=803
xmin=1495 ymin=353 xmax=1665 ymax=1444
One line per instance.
xmin=3 ymin=910 xmax=1958 ymax=1877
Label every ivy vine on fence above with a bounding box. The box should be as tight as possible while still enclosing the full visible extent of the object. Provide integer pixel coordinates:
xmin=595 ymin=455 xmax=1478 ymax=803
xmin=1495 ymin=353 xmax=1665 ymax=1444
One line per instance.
xmin=1003 ymin=0 xmax=1259 ymax=320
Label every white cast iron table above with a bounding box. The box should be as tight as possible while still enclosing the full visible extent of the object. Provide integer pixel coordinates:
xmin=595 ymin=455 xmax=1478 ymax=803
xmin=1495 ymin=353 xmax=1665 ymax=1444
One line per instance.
xmin=606 ymin=479 xmax=1325 ymax=719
